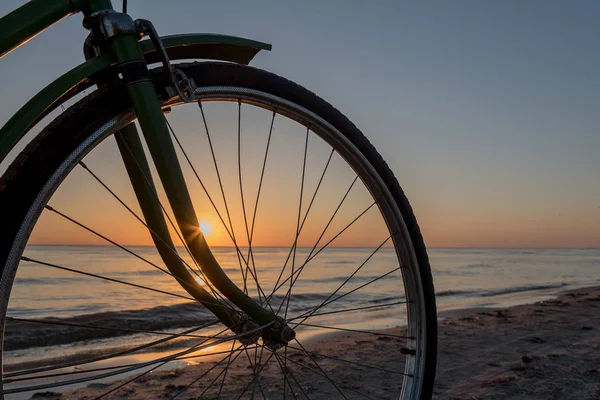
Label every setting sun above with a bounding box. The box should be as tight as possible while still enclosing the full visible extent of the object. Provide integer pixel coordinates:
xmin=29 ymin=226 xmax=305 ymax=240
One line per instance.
xmin=199 ymin=220 xmax=213 ymax=237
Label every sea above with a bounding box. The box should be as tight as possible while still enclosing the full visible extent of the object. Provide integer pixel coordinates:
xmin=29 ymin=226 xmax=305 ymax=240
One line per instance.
xmin=3 ymin=246 xmax=600 ymax=396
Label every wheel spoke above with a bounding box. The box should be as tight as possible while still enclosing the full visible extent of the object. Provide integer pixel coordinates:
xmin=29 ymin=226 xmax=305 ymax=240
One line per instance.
xmin=4 ymin=346 xmax=249 ymax=385
xmin=267 ymin=148 xmax=334 ymax=304
xmin=274 ymin=352 xmax=311 ymax=400
xmin=295 ymin=266 xmax=403 ymax=323
xmin=93 ymin=327 xmax=232 ymax=400
xmin=165 ymin=108 xmax=248 ymax=272
xmin=270 ymin=171 xmax=356 ymax=301
xmin=301 ymin=200 xmax=377 ymax=267
xmin=40 ymin=205 xmax=235 ymax=311
xmin=78 ymin=160 xmax=228 ymax=305
xmin=216 ymin=340 xmax=238 ymax=400
xmin=269 ymin=147 xmax=332 ymax=291
xmin=243 ymin=345 xmax=268 ymax=400
xmin=274 ymin=351 xmax=298 ymax=400
xmin=269 ymin=200 xmax=377 ymax=301
xmin=189 ymin=104 xmax=276 ymax=313
xmin=288 ymin=301 xmax=406 ymax=321
xmin=283 ymin=347 xmax=289 ymax=399
xmin=91 ymin=363 xmax=154 ymax=400
xmin=5 ymin=316 xmax=218 ymax=340
xmin=294 ymin=323 xmax=407 ymax=339
xmin=42 ymin=205 xmax=182 ymax=285
xmin=246 ymin=110 xmax=276 ymax=307
xmin=165 ymin=109 xmax=261 ymax=306
xmin=197 ymin=102 xmax=247 ymax=290
xmin=237 ymin=101 xmax=252 ymax=295
xmin=288 ymin=236 xmax=392 ymax=325
xmin=281 ymin=348 xmax=378 ymax=400
xmin=170 ymin=342 xmax=246 ymax=400
xmin=297 ymin=149 xmax=335 ymax=242
xmin=235 ymin=351 xmax=276 ymax=400
xmin=286 ymin=345 xmax=405 ymax=375
xmin=21 ymin=256 xmax=192 ymax=301
xmin=291 ymin=338 xmax=347 ymax=399
xmin=253 ymin=341 xmax=268 ymax=399
xmin=95 ymin=322 xmax=268 ymax=400
xmin=3 ymin=324 xmax=237 ymax=395
xmin=281 ymin=128 xmax=309 ymax=319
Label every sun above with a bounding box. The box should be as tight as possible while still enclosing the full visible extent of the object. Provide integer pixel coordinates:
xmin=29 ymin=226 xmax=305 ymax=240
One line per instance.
xmin=199 ymin=220 xmax=213 ymax=237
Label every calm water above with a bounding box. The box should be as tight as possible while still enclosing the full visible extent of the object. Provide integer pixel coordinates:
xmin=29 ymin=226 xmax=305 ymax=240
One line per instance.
xmin=5 ymin=246 xmax=600 ymax=365
xmin=12 ymin=246 xmax=600 ymax=317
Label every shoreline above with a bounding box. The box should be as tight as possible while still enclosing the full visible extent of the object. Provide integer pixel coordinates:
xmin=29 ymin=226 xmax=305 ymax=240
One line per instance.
xmin=14 ymin=284 xmax=600 ymax=399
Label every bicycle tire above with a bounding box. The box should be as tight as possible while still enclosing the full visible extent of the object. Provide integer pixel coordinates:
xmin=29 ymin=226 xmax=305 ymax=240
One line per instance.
xmin=0 ymin=62 xmax=437 ymax=399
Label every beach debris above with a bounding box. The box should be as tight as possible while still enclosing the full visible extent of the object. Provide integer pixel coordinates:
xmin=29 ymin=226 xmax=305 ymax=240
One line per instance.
xmin=401 ymin=347 xmax=417 ymax=355
xmin=524 ymin=336 xmax=546 ymax=344
xmin=521 ymin=355 xmax=539 ymax=364
xmin=509 ymin=363 xmax=527 ymax=371
xmin=582 ymin=326 xmax=593 ymax=330
xmin=120 ymin=385 xmax=136 ymax=395
xmin=565 ymin=292 xmax=588 ymax=298
xmin=480 ymin=375 xmax=517 ymax=386
xmin=545 ymin=352 xmax=566 ymax=359
xmin=165 ymin=384 xmax=187 ymax=391
xmin=160 ymin=370 xmax=181 ymax=380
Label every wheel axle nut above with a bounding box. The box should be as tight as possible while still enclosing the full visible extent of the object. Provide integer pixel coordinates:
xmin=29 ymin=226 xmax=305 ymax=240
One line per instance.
xmin=280 ymin=326 xmax=296 ymax=343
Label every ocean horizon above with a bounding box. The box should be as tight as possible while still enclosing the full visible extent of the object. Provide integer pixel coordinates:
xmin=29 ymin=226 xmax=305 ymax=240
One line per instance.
xmin=11 ymin=245 xmax=600 ymax=320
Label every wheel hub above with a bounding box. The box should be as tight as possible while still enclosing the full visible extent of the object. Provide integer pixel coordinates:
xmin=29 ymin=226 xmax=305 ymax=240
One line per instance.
xmin=262 ymin=321 xmax=296 ymax=351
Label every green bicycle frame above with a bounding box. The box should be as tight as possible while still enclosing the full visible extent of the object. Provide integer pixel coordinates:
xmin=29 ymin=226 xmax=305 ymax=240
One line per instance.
xmin=0 ymin=0 xmax=289 ymax=339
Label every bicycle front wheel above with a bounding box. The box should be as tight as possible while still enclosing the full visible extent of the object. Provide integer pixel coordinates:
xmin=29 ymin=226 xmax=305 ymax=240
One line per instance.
xmin=0 ymin=62 xmax=437 ymax=399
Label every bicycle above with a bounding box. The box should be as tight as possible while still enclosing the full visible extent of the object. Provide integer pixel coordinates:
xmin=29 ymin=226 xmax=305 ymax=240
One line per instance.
xmin=0 ymin=1 xmax=437 ymax=398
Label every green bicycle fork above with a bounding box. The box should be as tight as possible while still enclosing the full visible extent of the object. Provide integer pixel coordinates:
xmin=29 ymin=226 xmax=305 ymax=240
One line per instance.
xmin=93 ymin=10 xmax=293 ymax=344
xmin=115 ymin=123 xmax=237 ymax=328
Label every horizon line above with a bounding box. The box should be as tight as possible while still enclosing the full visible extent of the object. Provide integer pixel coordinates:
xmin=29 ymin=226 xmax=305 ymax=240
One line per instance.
xmin=26 ymin=243 xmax=600 ymax=250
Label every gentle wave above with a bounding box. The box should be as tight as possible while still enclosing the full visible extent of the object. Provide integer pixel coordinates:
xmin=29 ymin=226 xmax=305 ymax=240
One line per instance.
xmin=4 ymin=302 xmax=214 ymax=351
xmin=479 ymin=283 xmax=568 ymax=297
xmin=370 ymin=295 xmax=405 ymax=304
xmin=461 ymin=263 xmax=494 ymax=269
xmin=437 ymin=283 xmax=568 ymax=299
xmin=303 ymin=274 xmax=396 ymax=284
xmin=4 ymin=292 xmax=353 ymax=351
xmin=14 ymin=277 xmax=87 ymax=285
xmin=111 ymin=270 xmax=165 ymax=277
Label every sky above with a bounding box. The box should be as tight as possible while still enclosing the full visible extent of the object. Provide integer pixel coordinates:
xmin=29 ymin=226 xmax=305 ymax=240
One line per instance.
xmin=0 ymin=1 xmax=599 ymax=248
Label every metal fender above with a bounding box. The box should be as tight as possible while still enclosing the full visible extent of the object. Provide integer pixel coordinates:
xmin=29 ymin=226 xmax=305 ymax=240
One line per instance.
xmin=0 ymin=33 xmax=271 ymax=163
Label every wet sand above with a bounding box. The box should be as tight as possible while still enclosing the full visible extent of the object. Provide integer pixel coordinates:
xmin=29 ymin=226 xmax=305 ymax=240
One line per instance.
xmin=29 ymin=285 xmax=600 ymax=399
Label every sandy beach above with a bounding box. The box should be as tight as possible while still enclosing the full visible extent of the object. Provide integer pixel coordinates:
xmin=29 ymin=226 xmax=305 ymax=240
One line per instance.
xmin=26 ymin=285 xmax=600 ymax=399
xmin=434 ymin=285 xmax=600 ymax=400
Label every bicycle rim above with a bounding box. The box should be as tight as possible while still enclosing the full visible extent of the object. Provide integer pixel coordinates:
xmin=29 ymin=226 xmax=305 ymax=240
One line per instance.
xmin=0 ymin=71 xmax=434 ymax=399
